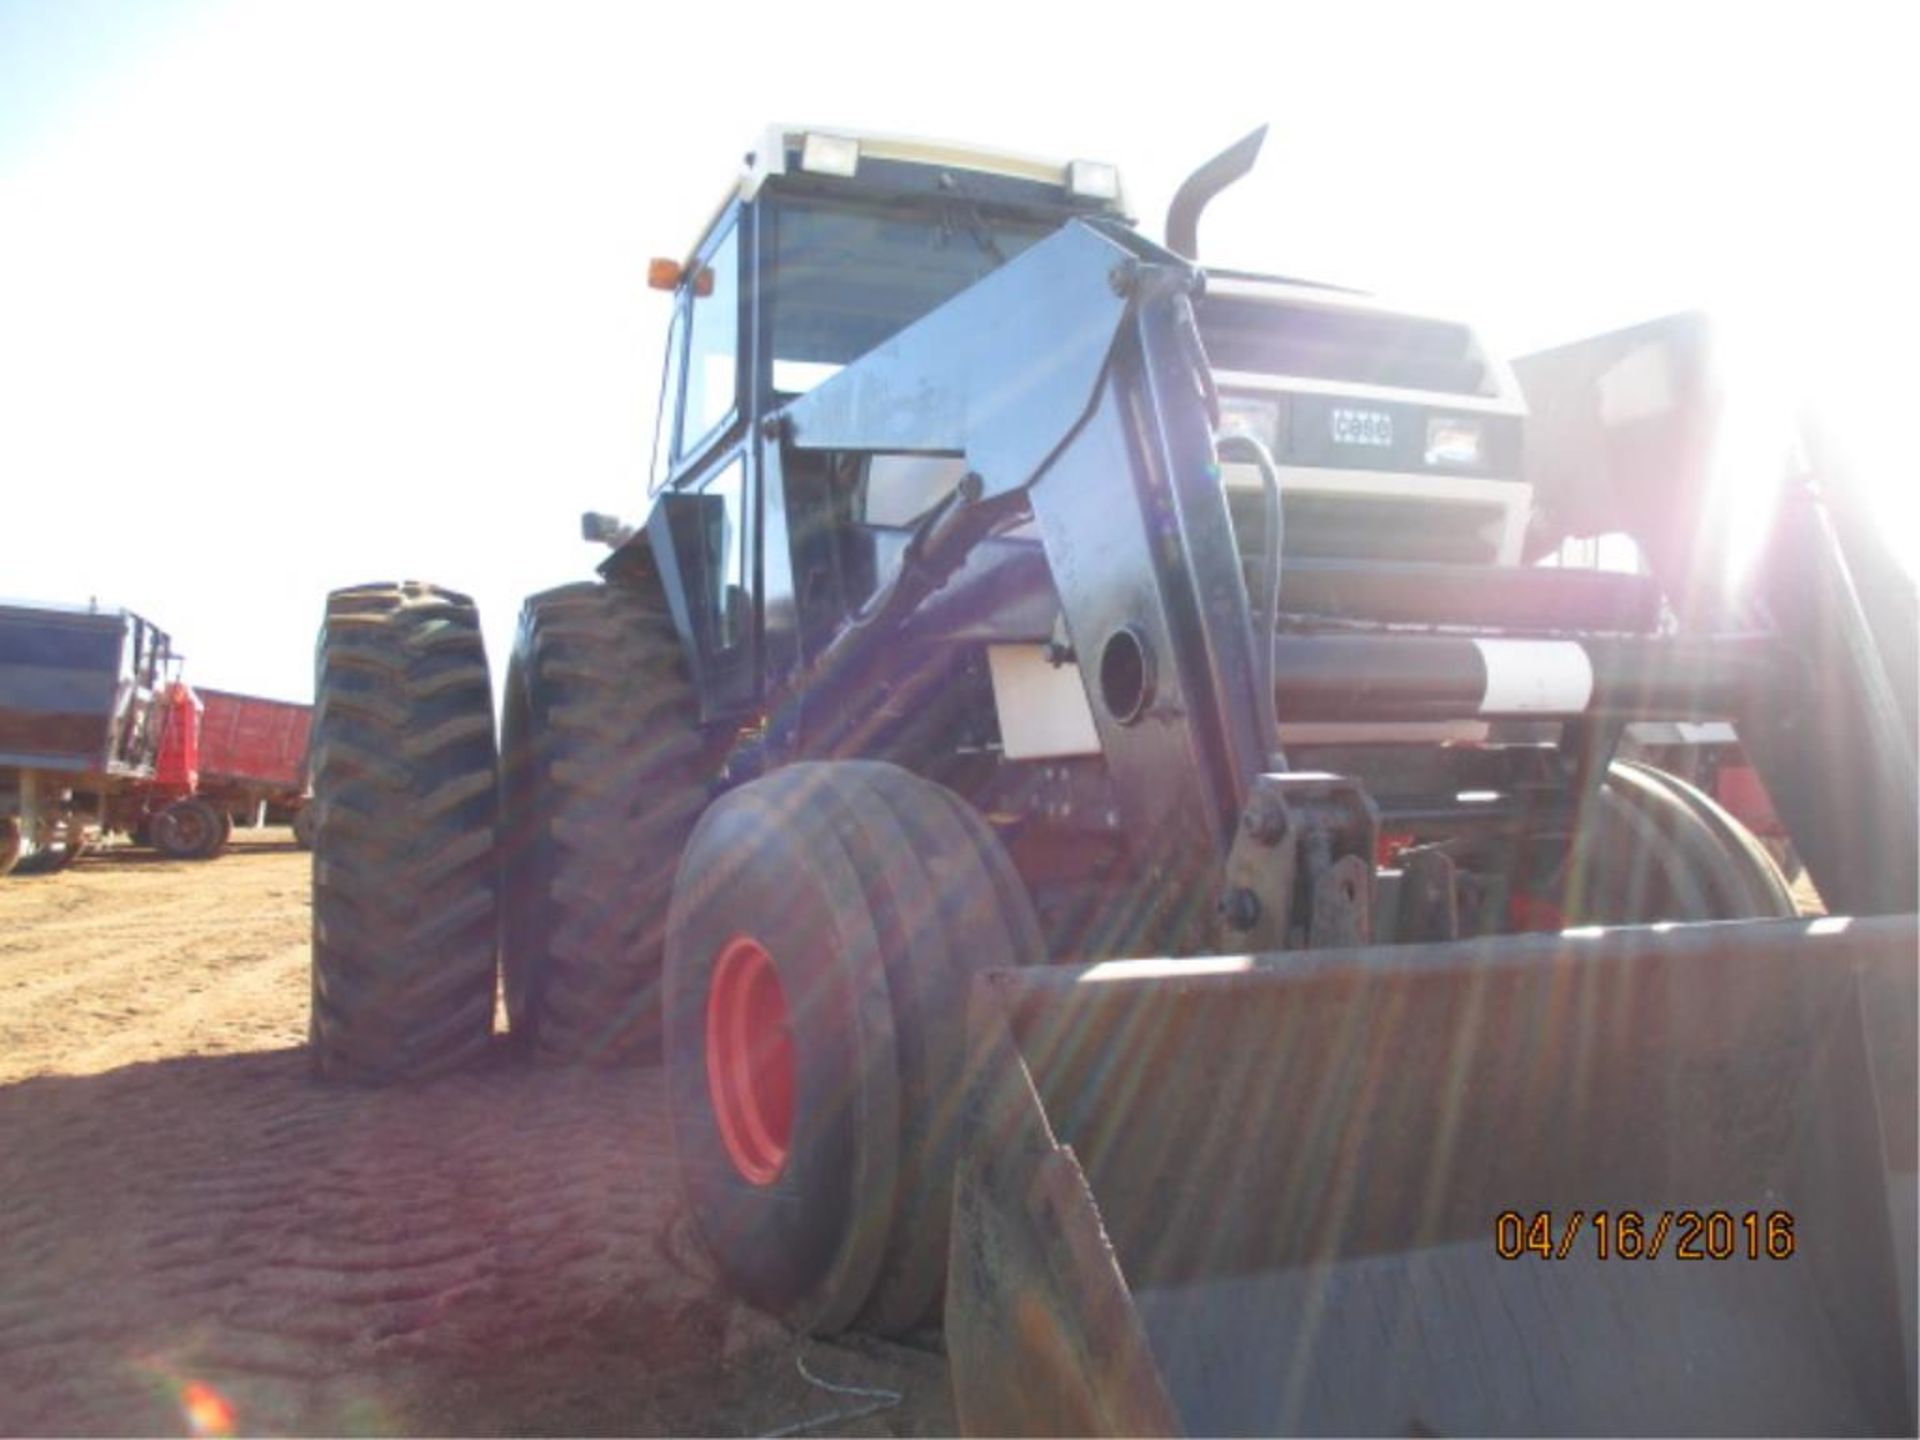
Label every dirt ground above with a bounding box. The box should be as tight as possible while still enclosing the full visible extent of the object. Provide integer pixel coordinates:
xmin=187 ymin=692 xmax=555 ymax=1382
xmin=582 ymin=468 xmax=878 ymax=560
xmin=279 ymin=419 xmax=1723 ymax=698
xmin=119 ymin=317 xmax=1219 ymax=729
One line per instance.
xmin=0 ymin=831 xmax=952 ymax=1437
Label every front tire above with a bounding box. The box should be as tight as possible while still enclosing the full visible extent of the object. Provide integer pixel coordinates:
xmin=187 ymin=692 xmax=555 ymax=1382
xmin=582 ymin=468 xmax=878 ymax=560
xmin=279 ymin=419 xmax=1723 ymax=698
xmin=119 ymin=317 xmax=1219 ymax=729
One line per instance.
xmin=665 ymin=762 xmax=1043 ymax=1335
xmin=309 ymin=582 xmax=499 ymax=1084
xmin=1512 ymin=759 xmax=1798 ymax=929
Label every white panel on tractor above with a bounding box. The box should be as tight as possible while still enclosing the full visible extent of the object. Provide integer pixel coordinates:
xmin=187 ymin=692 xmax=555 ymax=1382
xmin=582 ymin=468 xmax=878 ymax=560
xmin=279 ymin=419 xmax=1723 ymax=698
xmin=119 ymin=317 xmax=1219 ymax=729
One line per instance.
xmin=1474 ymin=638 xmax=1595 ymax=714
xmin=988 ymin=645 xmax=1101 ymax=761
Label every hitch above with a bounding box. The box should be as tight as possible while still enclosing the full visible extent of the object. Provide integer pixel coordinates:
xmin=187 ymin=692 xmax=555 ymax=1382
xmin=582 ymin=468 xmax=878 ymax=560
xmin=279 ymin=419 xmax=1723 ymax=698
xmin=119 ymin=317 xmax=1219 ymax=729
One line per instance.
xmin=1217 ymin=772 xmax=1379 ymax=950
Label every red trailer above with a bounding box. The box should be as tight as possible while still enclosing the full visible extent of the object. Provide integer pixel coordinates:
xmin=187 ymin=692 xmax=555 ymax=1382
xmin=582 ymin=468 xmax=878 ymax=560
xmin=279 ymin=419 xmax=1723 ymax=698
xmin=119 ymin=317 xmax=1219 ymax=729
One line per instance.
xmin=114 ymin=686 xmax=313 ymax=859
xmin=197 ymin=688 xmax=312 ymax=826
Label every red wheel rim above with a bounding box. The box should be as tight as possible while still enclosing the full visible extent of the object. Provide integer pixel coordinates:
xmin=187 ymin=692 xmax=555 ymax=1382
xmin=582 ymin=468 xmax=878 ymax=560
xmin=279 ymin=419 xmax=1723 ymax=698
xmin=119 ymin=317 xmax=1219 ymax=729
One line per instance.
xmin=705 ymin=935 xmax=795 ymax=1186
xmin=1509 ymin=892 xmax=1567 ymax=932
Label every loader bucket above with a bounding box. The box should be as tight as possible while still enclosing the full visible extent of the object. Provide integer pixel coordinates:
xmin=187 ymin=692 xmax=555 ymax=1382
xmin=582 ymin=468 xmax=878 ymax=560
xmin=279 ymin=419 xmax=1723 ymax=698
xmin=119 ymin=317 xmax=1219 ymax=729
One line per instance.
xmin=948 ymin=916 xmax=1917 ymax=1436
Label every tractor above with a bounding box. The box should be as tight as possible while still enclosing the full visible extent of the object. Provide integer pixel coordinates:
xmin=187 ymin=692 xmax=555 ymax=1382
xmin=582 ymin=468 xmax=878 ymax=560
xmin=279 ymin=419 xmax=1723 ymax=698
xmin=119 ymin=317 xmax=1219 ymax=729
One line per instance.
xmin=307 ymin=126 xmax=1917 ymax=1434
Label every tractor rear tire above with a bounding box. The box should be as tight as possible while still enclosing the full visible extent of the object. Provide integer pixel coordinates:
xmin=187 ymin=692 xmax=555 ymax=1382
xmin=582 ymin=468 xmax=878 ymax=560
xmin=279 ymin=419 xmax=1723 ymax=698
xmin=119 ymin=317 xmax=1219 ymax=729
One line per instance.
xmin=153 ymin=798 xmax=227 ymax=860
xmin=665 ymin=761 xmax=1044 ymax=1336
xmin=1538 ymin=759 xmax=1798 ymax=925
xmin=500 ymin=577 xmax=715 ymax=1063
xmin=309 ymin=582 xmax=499 ymax=1084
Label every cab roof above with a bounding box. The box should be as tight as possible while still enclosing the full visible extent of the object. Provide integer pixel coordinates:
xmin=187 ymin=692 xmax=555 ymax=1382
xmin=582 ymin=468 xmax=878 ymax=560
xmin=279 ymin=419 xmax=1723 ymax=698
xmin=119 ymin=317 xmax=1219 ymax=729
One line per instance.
xmin=737 ymin=124 xmax=1128 ymax=214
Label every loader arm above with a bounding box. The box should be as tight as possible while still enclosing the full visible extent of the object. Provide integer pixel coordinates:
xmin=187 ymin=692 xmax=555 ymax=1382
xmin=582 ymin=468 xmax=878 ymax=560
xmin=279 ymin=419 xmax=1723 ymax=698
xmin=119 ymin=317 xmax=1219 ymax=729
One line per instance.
xmin=785 ymin=220 xmax=1273 ymax=876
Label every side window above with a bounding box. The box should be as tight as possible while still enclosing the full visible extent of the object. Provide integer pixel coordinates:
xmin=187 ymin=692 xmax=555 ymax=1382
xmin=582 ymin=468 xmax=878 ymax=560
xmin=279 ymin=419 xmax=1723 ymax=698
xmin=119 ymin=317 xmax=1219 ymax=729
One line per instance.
xmin=697 ymin=458 xmax=749 ymax=653
xmin=649 ymin=305 xmax=687 ymax=493
xmin=678 ymin=223 xmax=740 ymax=459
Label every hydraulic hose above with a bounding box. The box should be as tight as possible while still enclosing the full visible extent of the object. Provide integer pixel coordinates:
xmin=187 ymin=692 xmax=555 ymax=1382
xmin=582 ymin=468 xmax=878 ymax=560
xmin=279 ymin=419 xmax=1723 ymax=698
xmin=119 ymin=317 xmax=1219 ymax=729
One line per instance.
xmin=1215 ymin=432 xmax=1286 ymax=769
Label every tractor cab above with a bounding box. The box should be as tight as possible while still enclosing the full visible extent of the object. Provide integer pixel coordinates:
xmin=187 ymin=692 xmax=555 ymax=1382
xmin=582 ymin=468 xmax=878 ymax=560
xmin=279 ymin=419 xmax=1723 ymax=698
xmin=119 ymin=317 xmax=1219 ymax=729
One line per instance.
xmin=644 ymin=127 xmax=1126 ymax=491
xmin=630 ymin=128 xmax=1134 ymax=719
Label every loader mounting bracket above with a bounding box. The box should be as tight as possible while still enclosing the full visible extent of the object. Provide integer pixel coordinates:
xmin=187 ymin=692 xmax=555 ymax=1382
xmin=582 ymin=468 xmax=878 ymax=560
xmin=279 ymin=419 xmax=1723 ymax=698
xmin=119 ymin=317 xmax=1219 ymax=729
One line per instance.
xmin=1217 ymin=772 xmax=1379 ymax=950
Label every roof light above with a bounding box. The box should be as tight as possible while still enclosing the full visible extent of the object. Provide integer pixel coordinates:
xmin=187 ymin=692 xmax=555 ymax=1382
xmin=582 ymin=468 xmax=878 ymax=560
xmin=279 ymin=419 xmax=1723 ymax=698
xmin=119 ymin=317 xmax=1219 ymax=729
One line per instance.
xmin=800 ymin=132 xmax=860 ymax=178
xmin=647 ymin=257 xmax=683 ymax=291
xmin=1068 ymin=159 xmax=1120 ymax=202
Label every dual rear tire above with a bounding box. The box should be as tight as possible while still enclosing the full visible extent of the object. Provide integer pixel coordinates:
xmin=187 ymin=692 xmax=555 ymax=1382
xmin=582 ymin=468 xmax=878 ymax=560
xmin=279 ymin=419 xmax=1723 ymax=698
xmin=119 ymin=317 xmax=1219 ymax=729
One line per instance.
xmin=307 ymin=582 xmax=500 ymax=1083
xmin=306 ymin=573 xmax=721 ymax=1081
xmin=499 ymin=581 xmax=713 ymax=1062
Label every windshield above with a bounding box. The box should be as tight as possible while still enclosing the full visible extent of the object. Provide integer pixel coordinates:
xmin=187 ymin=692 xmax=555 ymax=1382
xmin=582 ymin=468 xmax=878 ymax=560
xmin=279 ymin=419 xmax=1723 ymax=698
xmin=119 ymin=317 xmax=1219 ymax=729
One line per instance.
xmin=766 ymin=193 xmax=1055 ymax=394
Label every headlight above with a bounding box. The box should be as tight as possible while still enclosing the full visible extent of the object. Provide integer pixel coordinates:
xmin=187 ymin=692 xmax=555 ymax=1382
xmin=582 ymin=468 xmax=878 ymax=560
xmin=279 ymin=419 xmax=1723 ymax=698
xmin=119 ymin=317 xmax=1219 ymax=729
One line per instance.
xmin=1425 ymin=415 xmax=1483 ymax=468
xmin=1218 ymin=395 xmax=1281 ymax=451
xmin=800 ymin=133 xmax=860 ymax=178
xmin=1067 ymin=159 xmax=1122 ymax=203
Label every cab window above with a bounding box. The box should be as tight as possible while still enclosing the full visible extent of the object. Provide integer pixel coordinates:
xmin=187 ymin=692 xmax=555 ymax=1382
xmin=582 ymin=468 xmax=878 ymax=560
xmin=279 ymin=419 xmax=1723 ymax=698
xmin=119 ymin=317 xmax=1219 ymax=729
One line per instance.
xmin=697 ymin=458 xmax=749 ymax=654
xmin=649 ymin=306 xmax=686 ymax=493
xmin=678 ymin=222 xmax=740 ymax=459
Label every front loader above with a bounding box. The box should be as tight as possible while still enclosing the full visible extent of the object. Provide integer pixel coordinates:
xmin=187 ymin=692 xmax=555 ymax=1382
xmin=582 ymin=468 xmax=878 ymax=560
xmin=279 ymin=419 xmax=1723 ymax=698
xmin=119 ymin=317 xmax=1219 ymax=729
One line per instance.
xmin=307 ymin=126 xmax=1917 ymax=1433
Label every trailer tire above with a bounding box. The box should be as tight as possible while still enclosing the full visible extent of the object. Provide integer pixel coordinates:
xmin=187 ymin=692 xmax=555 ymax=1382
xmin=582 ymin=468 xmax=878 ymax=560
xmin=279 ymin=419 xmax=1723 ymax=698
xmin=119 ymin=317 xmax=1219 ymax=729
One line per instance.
xmin=290 ymin=805 xmax=315 ymax=850
xmin=0 ymin=818 xmax=20 ymax=877
xmin=153 ymin=798 xmax=227 ymax=860
xmin=500 ymin=576 xmax=715 ymax=1063
xmin=309 ymin=582 xmax=498 ymax=1084
xmin=1531 ymin=759 xmax=1798 ymax=926
xmin=665 ymin=762 xmax=1044 ymax=1335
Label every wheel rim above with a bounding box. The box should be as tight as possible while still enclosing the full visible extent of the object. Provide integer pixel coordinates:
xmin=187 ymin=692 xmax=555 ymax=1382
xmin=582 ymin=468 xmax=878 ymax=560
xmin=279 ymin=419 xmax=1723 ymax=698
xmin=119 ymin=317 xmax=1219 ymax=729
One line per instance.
xmin=706 ymin=935 xmax=795 ymax=1186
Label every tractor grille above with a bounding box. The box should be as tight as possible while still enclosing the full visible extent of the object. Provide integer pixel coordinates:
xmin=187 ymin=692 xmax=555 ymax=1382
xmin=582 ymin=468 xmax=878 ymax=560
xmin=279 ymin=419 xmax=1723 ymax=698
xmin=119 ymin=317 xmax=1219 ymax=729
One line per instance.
xmin=1227 ymin=487 xmax=1511 ymax=570
xmin=1197 ymin=296 xmax=1493 ymax=397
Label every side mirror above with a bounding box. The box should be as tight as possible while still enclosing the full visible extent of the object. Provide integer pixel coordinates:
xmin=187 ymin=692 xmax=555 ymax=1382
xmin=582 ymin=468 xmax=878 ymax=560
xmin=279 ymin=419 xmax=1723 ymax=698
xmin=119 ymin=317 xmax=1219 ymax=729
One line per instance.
xmin=581 ymin=512 xmax=633 ymax=548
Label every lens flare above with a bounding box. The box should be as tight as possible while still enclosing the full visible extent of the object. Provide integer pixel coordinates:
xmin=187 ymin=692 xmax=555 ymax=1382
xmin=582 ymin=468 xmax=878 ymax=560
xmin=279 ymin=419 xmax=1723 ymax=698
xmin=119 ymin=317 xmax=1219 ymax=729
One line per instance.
xmin=179 ymin=1381 xmax=235 ymax=1438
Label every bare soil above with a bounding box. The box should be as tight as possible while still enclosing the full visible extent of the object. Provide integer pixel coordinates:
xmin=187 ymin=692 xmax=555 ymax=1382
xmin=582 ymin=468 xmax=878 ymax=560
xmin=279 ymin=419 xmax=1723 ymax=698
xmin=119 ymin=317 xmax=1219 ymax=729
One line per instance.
xmin=0 ymin=832 xmax=951 ymax=1437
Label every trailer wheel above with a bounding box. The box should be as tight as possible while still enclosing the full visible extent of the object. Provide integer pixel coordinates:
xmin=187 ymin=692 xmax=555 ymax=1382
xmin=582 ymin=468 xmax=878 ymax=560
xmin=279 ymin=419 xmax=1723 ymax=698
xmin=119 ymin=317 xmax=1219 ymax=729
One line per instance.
xmin=309 ymin=582 xmax=498 ymax=1084
xmin=290 ymin=805 xmax=315 ymax=850
xmin=153 ymin=798 xmax=226 ymax=860
xmin=0 ymin=818 xmax=20 ymax=877
xmin=665 ymin=762 xmax=1044 ymax=1335
xmin=1521 ymin=758 xmax=1798 ymax=927
xmin=500 ymin=576 xmax=716 ymax=1062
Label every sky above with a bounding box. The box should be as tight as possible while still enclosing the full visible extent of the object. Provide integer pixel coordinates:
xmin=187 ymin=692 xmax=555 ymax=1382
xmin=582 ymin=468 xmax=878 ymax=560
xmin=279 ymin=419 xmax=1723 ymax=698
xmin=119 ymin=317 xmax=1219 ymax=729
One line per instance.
xmin=1 ymin=0 xmax=1914 ymax=703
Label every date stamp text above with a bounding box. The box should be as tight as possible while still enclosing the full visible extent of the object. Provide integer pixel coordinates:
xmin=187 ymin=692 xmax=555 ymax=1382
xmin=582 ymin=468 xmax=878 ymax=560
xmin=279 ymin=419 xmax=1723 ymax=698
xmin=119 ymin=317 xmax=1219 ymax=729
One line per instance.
xmin=1494 ymin=1209 xmax=1796 ymax=1261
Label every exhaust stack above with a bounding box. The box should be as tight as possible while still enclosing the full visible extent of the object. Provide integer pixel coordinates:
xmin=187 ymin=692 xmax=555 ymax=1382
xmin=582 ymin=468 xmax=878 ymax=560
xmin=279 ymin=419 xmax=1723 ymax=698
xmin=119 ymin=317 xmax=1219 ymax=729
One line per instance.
xmin=1165 ymin=126 xmax=1268 ymax=259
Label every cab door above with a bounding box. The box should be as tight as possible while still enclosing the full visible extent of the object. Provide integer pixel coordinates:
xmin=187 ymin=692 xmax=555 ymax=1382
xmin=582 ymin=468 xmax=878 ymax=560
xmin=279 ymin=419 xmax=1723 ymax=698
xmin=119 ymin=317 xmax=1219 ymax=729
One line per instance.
xmin=650 ymin=207 xmax=757 ymax=720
